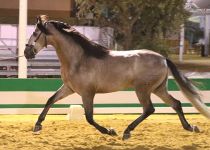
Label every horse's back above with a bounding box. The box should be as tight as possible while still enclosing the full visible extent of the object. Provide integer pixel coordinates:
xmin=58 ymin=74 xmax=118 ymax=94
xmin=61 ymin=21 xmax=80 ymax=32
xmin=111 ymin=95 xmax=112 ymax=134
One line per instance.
xmin=108 ymin=49 xmax=166 ymax=70
xmin=109 ymin=49 xmax=163 ymax=57
xmin=92 ymin=49 xmax=168 ymax=92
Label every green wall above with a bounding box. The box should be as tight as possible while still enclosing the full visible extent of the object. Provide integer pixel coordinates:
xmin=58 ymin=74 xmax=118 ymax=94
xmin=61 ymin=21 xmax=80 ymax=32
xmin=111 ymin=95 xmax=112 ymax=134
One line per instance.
xmin=0 ymin=78 xmax=210 ymax=91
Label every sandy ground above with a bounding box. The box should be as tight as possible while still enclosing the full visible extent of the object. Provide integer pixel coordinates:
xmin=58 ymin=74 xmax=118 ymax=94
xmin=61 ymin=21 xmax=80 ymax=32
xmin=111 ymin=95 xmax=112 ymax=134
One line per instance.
xmin=0 ymin=114 xmax=209 ymax=150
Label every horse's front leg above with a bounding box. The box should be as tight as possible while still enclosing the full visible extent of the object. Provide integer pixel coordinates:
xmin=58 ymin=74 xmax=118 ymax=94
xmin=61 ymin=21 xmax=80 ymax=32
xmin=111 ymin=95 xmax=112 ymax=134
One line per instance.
xmin=33 ymin=84 xmax=74 ymax=134
xmin=82 ymin=92 xmax=117 ymax=136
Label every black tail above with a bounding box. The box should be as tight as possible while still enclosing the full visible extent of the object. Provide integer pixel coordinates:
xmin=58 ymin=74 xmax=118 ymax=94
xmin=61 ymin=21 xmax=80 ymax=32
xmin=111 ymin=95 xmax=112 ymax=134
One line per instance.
xmin=166 ymin=58 xmax=210 ymax=119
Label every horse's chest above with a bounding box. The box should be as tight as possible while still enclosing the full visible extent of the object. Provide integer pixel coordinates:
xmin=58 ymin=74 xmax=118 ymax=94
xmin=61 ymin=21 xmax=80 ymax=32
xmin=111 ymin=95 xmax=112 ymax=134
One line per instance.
xmin=61 ymin=69 xmax=86 ymax=94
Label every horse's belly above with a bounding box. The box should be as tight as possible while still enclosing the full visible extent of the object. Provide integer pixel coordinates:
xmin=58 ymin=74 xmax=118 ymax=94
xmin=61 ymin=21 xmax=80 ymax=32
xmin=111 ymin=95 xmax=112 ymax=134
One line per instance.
xmin=96 ymin=77 xmax=133 ymax=93
xmin=96 ymin=86 xmax=129 ymax=93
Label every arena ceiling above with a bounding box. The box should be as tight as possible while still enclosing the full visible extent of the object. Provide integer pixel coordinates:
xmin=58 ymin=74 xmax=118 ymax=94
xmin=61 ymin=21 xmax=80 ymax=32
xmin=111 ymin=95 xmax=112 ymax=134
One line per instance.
xmin=0 ymin=0 xmax=75 ymax=24
xmin=0 ymin=0 xmax=210 ymax=24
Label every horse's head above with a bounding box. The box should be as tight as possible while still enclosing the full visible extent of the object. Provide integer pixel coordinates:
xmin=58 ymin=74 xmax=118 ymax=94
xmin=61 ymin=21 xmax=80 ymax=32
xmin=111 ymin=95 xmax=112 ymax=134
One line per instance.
xmin=24 ymin=15 xmax=50 ymax=59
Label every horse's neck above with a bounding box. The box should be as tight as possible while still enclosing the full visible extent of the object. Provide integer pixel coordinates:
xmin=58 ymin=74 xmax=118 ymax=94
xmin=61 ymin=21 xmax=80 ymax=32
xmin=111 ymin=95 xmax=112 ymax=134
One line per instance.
xmin=49 ymin=35 xmax=84 ymax=67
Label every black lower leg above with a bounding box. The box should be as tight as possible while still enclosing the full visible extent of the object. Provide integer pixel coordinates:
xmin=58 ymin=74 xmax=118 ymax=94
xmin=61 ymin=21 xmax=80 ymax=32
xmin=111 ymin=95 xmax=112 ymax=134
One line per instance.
xmin=82 ymin=93 xmax=117 ymax=136
xmin=123 ymin=106 xmax=155 ymax=140
xmin=124 ymin=107 xmax=154 ymax=133
xmin=34 ymin=107 xmax=50 ymax=129
xmin=33 ymin=85 xmax=73 ymax=133
xmin=33 ymin=96 xmax=56 ymax=132
xmin=85 ymin=114 xmax=117 ymax=136
xmin=172 ymin=98 xmax=200 ymax=132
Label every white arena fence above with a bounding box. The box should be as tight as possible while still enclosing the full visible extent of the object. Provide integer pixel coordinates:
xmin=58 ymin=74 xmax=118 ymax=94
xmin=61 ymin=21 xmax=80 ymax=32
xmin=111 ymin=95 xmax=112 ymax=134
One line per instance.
xmin=0 ymin=78 xmax=209 ymax=114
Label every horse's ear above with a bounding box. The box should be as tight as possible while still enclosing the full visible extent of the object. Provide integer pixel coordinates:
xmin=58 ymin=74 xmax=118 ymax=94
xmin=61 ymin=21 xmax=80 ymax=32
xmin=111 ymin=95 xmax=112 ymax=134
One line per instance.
xmin=36 ymin=15 xmax=49 ymax=25
xmin=36 ymin=15 xmax=50 ymax=35
xmin=36 ymin=16 xmax=42 ymax=24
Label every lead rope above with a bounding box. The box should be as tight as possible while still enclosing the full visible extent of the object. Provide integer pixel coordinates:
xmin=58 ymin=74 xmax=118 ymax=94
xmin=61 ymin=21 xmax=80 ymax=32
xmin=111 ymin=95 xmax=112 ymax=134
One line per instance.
xmin=0 ymin=55 xmax=25 ymax=61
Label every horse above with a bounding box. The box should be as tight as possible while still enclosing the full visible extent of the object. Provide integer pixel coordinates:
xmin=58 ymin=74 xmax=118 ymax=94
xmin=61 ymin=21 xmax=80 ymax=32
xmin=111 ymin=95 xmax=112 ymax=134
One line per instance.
xmin=24 ymin=15 xmax=210 ymax=140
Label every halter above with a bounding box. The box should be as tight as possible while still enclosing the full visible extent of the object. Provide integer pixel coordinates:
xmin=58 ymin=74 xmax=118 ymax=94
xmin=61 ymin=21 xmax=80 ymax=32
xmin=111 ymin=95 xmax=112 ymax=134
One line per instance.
xmin=25 ymin=22 xmax=48 ymax=56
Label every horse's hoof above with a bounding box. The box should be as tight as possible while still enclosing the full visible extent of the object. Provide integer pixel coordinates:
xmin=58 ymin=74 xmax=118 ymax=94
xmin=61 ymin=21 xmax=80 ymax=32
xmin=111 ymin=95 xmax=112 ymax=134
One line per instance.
xmin=33 ymin=130 xmax=41 ymax=135
xmin=108 ymin=128 xmax=117 ymax=136
xmin=33 ymin=125 xmax=42 ymax=134
xmin=185 ymin=125 xmax=200 ymax=133
xmin=122 ymin=133 xmax=131 ymax=140
xmin=192 ymin=125 xmax=200 ymax=133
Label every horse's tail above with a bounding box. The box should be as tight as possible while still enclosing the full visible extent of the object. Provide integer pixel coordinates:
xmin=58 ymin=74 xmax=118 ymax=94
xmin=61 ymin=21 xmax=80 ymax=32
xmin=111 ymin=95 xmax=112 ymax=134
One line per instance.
xmin=166 ymin=58 xmax=210 ymax=119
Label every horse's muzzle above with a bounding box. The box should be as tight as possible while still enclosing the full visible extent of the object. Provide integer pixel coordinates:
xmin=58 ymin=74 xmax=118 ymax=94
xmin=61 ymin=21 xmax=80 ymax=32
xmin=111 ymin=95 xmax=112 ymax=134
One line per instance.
xmin=24 ymin=44 xmax=36 ymax=59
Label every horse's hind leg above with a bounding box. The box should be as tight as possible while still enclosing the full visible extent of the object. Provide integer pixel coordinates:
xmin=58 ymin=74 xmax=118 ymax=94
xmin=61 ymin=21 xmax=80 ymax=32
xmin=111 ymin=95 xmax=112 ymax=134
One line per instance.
xmin=123 ymin=90 xmax=155 ymax=140
xmin=153 ymin=82 xmax=200 ymax=133
xmin=33 ymin=84 xmax=74 ymax=134
xmin=81 ymin=92 xmax=117 ymax=136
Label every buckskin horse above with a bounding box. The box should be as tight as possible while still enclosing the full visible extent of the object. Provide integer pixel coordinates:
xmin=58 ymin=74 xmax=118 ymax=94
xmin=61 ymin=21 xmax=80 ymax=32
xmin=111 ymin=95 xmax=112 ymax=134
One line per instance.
xmin=24 ymin=15 xmax=210 ymax=140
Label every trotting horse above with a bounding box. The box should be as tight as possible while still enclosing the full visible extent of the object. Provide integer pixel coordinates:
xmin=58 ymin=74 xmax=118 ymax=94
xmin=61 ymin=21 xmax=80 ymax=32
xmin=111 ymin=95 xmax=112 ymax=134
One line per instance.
xmin=24 ymin=15 xmax=210 ymax=140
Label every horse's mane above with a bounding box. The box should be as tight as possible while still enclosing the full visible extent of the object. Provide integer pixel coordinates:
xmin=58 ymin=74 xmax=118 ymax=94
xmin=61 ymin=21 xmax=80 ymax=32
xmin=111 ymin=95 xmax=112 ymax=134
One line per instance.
xmin=49 ymin=21 xmax=109 ymax=59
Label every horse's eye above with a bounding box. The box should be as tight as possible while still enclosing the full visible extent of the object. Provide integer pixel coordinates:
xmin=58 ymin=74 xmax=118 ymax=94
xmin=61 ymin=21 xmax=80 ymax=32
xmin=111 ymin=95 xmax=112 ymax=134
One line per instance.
xmin=33 ymin=32 xmax=38 ymax=36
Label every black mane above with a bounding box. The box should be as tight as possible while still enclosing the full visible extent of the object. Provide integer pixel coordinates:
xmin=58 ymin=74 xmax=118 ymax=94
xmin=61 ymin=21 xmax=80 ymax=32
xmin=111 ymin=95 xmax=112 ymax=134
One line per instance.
xmin=49 ymin=21 xmax=109 ymax=59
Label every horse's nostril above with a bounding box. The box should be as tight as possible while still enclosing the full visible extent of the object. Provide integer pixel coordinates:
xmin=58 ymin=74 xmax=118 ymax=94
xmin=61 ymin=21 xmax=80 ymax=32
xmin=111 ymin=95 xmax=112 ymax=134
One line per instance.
xmin=24 ymin=45 xmax=36 ymax=59
xmin=24 ymin=50 xmax=33 ymax=59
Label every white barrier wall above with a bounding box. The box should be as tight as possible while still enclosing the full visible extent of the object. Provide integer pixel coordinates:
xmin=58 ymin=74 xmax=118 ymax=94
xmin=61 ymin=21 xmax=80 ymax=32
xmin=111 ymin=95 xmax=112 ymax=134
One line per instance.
xmin=0 ymin=78 xmax=210 ymax=114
